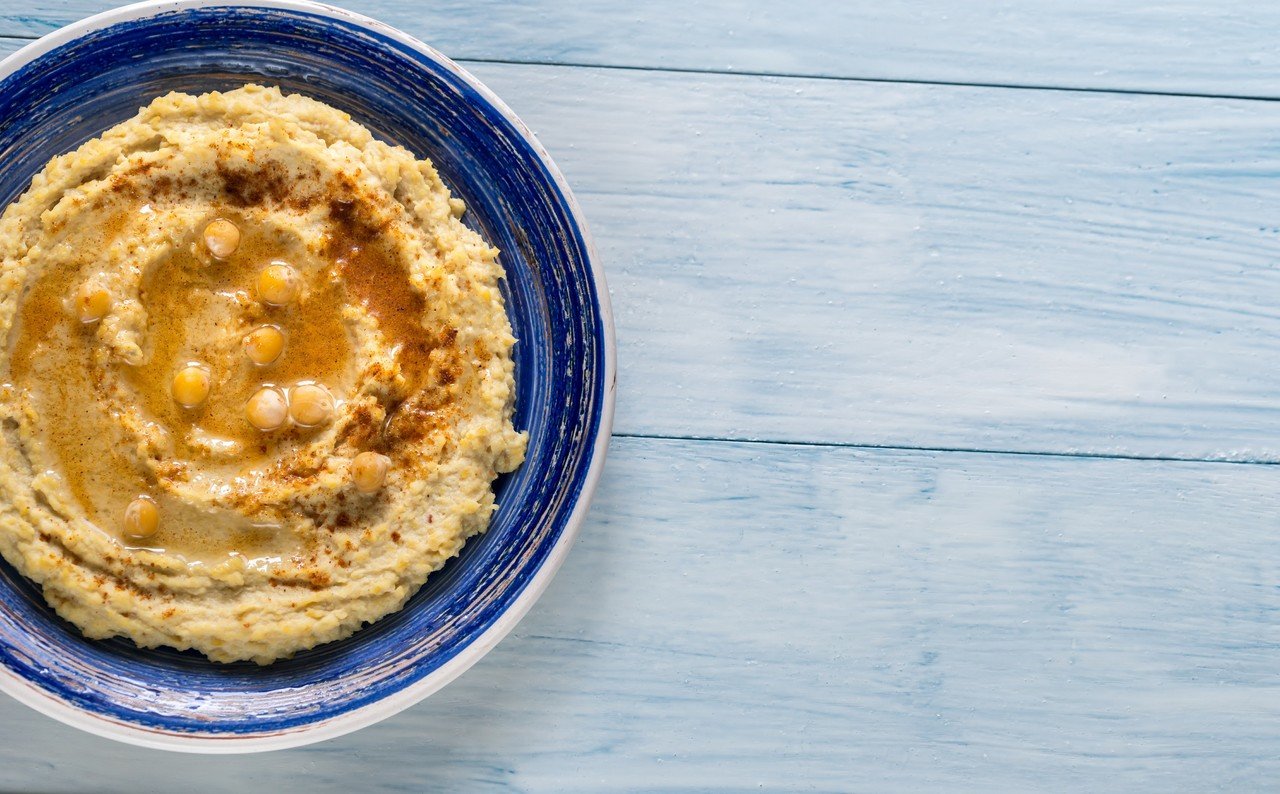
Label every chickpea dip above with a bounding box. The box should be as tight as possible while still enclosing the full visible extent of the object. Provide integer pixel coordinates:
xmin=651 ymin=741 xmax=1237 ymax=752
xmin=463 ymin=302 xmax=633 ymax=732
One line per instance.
xmin=0 ymin=85 xmax=526 ymax=663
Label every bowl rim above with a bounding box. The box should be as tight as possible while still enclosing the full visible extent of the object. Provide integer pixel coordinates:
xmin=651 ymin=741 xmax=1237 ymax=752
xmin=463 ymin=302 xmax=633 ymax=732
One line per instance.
xmin=0 ymin=0 xmax=616 ymax=753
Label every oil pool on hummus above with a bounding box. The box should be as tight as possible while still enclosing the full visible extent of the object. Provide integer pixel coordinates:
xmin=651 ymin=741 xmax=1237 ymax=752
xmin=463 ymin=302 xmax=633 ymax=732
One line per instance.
xmin=0 ymin=85 xmax=527 ymax=664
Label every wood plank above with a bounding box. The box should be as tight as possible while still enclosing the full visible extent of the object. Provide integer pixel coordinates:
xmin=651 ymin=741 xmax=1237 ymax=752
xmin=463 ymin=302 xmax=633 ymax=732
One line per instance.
xmin=461 ymin=64 xmax=1280 ymax=460
xmin=4 ymin=2 xmax=1280 ymax=98
xmin=0 ymin=36 xmax=26 ymax=57
xmin=1 ymin=436 xmax=1278 ymax=788
xmin=8 ymin=38 xmax=1280 ymax=459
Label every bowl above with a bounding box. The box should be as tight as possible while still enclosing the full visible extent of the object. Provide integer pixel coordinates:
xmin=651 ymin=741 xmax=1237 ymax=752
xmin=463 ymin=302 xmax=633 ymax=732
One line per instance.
xmin=0 ymin=0 xmax=614 ymax=751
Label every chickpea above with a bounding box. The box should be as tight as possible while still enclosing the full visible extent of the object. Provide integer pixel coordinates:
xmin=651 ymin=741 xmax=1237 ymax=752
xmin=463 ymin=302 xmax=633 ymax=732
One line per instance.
xmin=202 ymin=218 xmax=240 ymax=259
xmin=171 ymin=364 xmax=211 ymax=408
xmin=288 ymin=383 xmax=334 ymax=427
xmin=243 ymin=325 xmax=285 ymax=365
xmin=256 ymin=262 xmax=300 ymax=305
xmin=74 ymin=284 xmax=111 ymax=324
xmin=245 ymin=386 xmax=288 ymax=431
xmin=351 ymin=452 xmax=391 ymax=494
xmin=123 ymin=496 xmax=159 ymax=539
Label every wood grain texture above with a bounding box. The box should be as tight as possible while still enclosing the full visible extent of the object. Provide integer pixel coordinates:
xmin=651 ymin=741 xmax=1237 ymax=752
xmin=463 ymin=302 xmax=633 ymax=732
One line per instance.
xmin=0 ymin=34 xmax=30 ymax=56
xmin=3 ymin=3 xmax=1277 ymax=791
xmin=462 ymin=63 xmax=1280 ymax=461
xmin=5 ymin=29 xmax=1280 ymax=460
xmin=0 ymin=436 xmax=1277 ymax=790
xmin=3 ymin=2 xmax=1280 ymax=98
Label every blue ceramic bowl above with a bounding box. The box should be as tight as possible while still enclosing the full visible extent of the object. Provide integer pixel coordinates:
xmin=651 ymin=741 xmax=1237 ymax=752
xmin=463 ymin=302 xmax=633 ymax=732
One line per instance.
xmin=0 ymin=0 xmax=614 ymax=751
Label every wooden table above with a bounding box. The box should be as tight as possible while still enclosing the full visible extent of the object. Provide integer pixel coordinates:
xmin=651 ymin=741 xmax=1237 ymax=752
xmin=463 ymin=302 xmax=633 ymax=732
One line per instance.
xmin=4 ymin=2 xmax=1280 ymax=789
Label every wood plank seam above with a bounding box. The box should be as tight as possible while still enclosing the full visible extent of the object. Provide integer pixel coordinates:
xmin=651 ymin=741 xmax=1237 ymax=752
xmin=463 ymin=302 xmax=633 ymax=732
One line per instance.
xmin=457 ymin=55 xmax=1280 ymax=104
xmin=4 ymin=34 xmax=1280 ymax=104
xmin=7 ymin=39 xmax=1280 ymax=462
xmin=612 ymin=431 xmax=1280 ymax=467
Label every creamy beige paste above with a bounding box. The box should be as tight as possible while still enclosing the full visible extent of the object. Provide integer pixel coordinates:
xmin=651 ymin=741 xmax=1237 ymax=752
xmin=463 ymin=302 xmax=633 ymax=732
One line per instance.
xmin=0 ymin=85 xmax=526 ymax=663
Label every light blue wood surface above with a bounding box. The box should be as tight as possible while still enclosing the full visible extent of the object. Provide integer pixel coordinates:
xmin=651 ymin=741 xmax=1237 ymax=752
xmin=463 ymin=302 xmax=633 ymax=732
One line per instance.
xmin=14 ymin=32 xmax=1280 ymax=459
xmin=4 ymin=2 xmax=1280 ymax=97
xmin=3 ymin=2 xmax=1280 ymax=790
xmin=4 ymin=438 xmax=1280 ymax=790
xmin=465 ymin=64 xmax=1280 ymax=460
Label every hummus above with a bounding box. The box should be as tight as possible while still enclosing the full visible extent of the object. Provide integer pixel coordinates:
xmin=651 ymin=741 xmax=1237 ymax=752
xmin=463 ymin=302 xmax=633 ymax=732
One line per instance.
xmin=0 ymin=85 xmax=526 ymax=663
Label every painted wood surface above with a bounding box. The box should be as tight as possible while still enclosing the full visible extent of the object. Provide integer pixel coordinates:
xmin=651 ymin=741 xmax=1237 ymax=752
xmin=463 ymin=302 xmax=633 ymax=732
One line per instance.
xmin=3 ymin=2 xmax=1280 ymax=98
xmin=0 ymin=437 xmax=1278 ymax=791
xmin=3 ymin=2 xmax=1280 ymax=790
xmin=463 ymin=64 xmax=1280 ymax=461
xmin=6 ymin=30 xmax=1280 ymax=459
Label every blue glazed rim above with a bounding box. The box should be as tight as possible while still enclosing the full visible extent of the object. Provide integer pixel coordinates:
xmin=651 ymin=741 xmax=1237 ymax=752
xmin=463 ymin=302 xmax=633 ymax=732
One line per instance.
xmin=0 ymin=0 xmax=615 ymax=752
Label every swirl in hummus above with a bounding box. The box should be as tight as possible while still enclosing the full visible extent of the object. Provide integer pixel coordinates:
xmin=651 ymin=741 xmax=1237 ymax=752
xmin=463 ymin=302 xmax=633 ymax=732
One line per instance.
xmin=0 ymin=85 xmax=526 ymax=664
